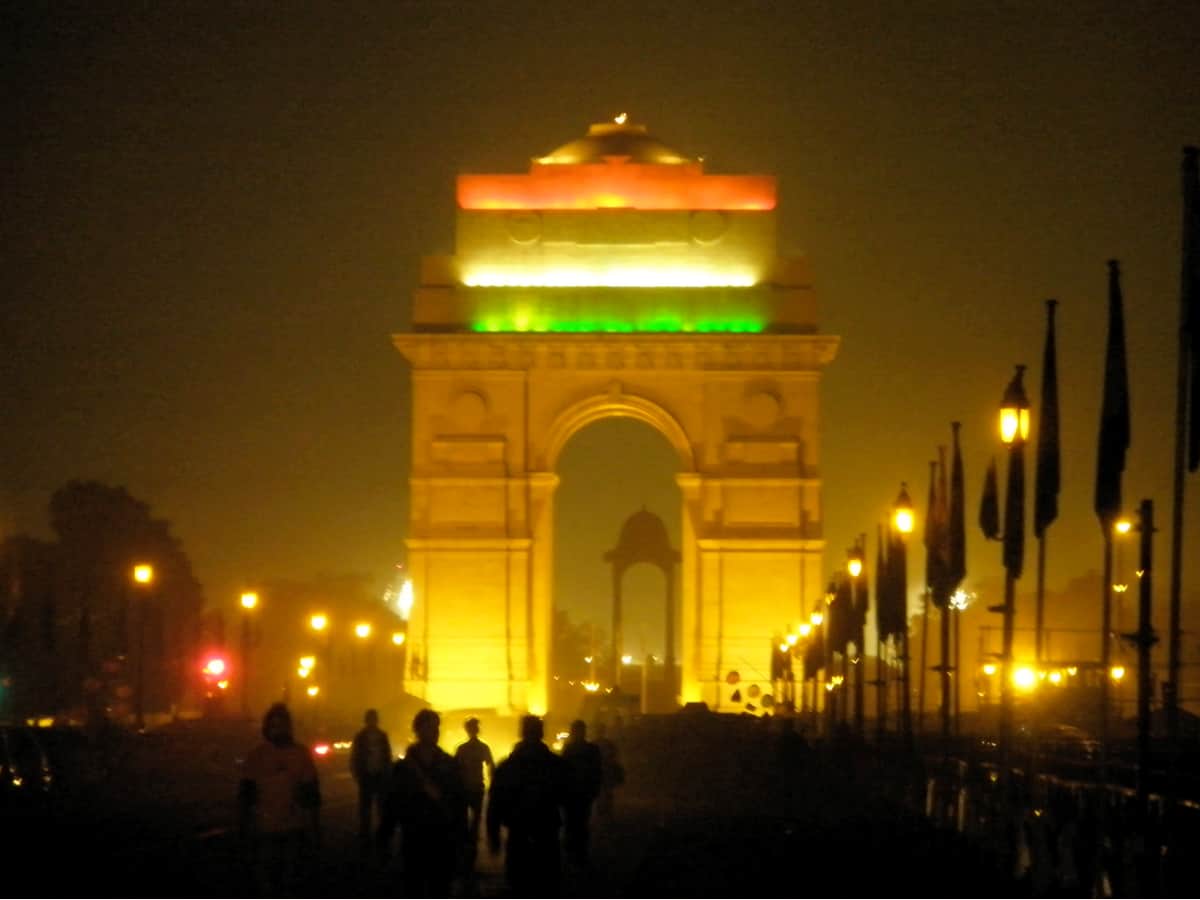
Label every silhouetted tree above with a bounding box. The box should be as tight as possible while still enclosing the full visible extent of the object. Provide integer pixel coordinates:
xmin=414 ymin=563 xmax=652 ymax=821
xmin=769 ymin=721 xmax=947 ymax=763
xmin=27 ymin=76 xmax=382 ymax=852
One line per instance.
xmin=0 ymin=482 xmax=205 ymax=719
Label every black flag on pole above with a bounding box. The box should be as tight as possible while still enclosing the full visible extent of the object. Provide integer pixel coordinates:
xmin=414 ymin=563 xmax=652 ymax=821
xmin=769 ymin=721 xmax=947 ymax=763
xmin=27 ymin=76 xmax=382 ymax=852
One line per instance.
xmin=1095 ymin=260 xmax=1131 ymax=524
xmin=949 ymin=423 xmax=967 ymax=591
xmin=980 ymin=457 xmax=1001 ymax=541
xmin=1183 ymin=147 xmax=1200 ymax=471
xmin=1035 ymin=300 xmax=1061 ymax=537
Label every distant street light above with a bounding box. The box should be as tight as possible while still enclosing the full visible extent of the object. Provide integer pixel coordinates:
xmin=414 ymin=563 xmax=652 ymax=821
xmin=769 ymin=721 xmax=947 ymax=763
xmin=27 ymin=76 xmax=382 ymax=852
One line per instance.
xmin=239 ymin=591 xmax=258 ymax=717
xmin=847 ymin=537 xmax=867 ymax=735
xmin=892 ymin=484 xmax=915 ymax=747
xmin=131 ymin=563 xmax=154 ymax=731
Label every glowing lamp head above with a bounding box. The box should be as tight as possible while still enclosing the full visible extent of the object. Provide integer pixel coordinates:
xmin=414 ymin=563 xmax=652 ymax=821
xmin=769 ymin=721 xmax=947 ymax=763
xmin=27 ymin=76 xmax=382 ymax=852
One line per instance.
xmin=810 ymin=611 xmax=824 ymax=627
xmin=299 ymin=656 xmax=316 ymax=671
xmin=392 ymin=632 xmax=406 ymax=646
xmin=798 ymin=623 xmax=812 ymax=638
xmin=1114 ymin=519 xmax=1133 ymax=535
xmin=202 ymin=657 xmax=227 ymax=678
xmin=847 ymin=547 xmax=864 ymax=578
xmin=1048 ymin=670 xmax=1063 ymax=685
xmin=614 ymin=112 xmax=628 ymax=125
xmin=306 ymin=685 xmax=320 ymax=697
xmin=354 ymin=622 xmax=372 ymax=639
xmin=1013 ymin=666 xmax=1037 ymax=691
xmin=240 ymin=592 xmax=258 ymax=610
xmin=1110 ymin=665 xmax=1126 ymax=682
xmin=982 ymin=663 xmax=997 ymax=676
xmin=893 ymin=483 xmax=915 ymax=534
xmin=132 ymin=564 xmax=154 ymax=585
xmin=999 ymin=365 xmax=1031 ymax=445
xmin=310 ymin=614 xmax=328 ymax=632
xmin=621 ymin=654 xmax=633 ymax=665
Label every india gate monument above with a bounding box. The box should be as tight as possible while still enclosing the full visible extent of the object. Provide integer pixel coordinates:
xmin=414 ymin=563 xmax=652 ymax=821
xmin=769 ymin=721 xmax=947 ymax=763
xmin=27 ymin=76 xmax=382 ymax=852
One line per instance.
xmin=392 ymin=117 xmax=839 ymax=716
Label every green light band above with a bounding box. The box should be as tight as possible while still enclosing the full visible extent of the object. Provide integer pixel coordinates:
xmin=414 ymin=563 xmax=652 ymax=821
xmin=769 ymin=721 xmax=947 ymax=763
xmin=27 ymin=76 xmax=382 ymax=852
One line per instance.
xmin=465 ymin=287 xmax=769 ymax=334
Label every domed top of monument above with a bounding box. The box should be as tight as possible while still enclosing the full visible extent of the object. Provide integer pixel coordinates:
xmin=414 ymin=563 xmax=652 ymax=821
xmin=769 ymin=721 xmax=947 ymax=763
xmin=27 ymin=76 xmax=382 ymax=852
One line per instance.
xmin=536 ymin=116 xmax=693 ymax=166
xmin=604 ymin=506 xmax=680 ymax=569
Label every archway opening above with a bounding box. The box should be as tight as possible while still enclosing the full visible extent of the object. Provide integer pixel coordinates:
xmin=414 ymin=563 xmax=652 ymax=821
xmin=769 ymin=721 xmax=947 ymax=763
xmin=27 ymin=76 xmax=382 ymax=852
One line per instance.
xmin=551 ymin=417 xmax=681 ymax=718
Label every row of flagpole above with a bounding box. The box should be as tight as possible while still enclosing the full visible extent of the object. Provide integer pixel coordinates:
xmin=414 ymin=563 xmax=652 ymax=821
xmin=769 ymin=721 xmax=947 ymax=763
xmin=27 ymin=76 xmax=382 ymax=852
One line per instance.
xmin=808 ymin=147 xmax=1198 ymax=777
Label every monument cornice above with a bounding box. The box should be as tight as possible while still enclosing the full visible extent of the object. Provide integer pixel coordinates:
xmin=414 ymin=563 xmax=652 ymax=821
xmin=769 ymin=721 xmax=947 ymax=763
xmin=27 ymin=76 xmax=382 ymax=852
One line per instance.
xmin=392 ymin=332 xmax=839 ymax=371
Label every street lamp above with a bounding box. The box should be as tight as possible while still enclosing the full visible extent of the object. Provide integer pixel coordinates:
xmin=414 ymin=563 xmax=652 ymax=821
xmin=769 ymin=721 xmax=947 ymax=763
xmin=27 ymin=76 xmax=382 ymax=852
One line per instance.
xmin=847 ymin=537 xmax=867 ymax=735
xmin=308 ymin=614 xmax=330 ymax=725
xmin=131 ymin=563 xmax=154 ymax=730
xmin=996 ymin=364 xmax=1030 ymax=770
xmin=891 ymin=485 xmax=915 ymax=747
xmin=239 ymin=592 xmax=258 ymax=717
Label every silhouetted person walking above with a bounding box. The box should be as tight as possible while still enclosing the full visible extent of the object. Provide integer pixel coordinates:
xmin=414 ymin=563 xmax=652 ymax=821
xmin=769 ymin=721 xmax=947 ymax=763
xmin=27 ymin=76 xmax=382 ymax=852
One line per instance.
xmin=561 ymin=719 xmax=603 ymax=866
xmin=238 ymin=703 xmax=321 ymax=897
xmin=350 ymin=708 xmax=392 ymax=843
xmin=593 ymin=721 xmax=624 ymax=821
xmin=378 ymin=709 xmax=465 ymax=897
xmin=454 ymin=716 xmax=495 ymax=872
xmin=487 ymin=715 xmax=566 ymax=896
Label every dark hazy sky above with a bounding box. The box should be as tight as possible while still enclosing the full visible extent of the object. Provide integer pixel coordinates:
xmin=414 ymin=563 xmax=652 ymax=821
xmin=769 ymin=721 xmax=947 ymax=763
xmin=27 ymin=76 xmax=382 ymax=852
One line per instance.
xmin=5 ymin=2 xmax=1200 ymax=650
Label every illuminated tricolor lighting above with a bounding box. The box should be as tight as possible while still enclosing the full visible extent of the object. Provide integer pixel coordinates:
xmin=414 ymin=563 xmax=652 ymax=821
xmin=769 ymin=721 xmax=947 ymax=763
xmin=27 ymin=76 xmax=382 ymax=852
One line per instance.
xmin=458 ymin=171 xmax=775 ymax=211
xmin=462 ymin=268 xmax=756 ymax=288
xmin=471 ymin=316 xmax=763 ymax=334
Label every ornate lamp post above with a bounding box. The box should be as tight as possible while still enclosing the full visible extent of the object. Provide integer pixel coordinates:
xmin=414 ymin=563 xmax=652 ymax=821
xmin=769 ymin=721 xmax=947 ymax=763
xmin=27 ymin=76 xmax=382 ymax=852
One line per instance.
xmin=995 ymin=365 xmax=1030 ymax=769
xmin=891 ymin=485 xmax=915 ymax=747
xmin=131 ymin=563 xmax=154 ymax=731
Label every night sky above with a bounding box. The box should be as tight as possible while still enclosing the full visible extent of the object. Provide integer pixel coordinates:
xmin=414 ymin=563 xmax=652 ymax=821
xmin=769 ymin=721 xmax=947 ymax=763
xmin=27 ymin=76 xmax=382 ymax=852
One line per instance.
xmin=5 ymin=2 xmax=1200 ymax=656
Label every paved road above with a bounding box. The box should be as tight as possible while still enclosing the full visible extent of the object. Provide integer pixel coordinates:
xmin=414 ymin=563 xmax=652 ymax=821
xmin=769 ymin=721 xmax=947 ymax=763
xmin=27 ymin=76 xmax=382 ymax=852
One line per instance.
xmin=5 ymin=717 xmax=1017 ymax=897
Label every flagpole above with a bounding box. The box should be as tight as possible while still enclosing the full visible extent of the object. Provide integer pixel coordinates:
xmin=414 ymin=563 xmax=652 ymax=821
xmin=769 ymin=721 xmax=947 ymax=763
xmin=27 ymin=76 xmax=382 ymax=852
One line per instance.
xmin=1168 ymin=146 xmax=1198 ymax=745
xmin=1095 ymin=259 xmax=1131 ymax=778
xmin=1034 ymin=298 xmax=1061 ymax=665
xmin=1100 ymin=533 xmax=1113 ymax=758
xmin=1035 ymin=538 xmax=1046 ymax=664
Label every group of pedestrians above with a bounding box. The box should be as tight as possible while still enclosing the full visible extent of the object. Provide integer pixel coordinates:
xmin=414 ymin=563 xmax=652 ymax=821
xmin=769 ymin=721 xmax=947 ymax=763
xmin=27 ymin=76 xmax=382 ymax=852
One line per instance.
xmin=238 ymin=701 xmax=621 ymax=897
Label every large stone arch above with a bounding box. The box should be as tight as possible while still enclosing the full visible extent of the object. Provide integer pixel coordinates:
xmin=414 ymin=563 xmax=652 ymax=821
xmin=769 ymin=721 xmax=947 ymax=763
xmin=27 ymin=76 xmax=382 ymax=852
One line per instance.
xmin=541 ymin=390 xmax=696 ymax=473
xmin=393 ymin=334 xmax=837 ymax=717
